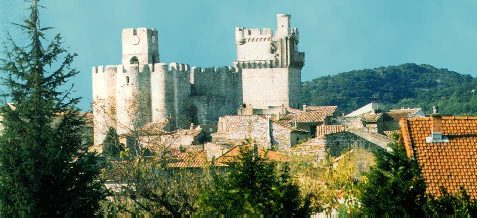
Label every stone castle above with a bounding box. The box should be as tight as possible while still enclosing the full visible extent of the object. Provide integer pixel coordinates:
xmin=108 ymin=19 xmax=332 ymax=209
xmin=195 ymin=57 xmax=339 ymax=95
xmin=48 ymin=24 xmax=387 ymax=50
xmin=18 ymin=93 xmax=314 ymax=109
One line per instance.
xmin=92 ymin=14 xmax=305 ymax=145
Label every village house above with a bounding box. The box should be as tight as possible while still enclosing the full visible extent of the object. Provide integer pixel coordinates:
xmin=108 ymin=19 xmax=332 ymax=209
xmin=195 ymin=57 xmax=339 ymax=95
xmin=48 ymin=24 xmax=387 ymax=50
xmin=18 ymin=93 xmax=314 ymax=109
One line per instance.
xmin=400 ymin=112 xmax=477 ymax=198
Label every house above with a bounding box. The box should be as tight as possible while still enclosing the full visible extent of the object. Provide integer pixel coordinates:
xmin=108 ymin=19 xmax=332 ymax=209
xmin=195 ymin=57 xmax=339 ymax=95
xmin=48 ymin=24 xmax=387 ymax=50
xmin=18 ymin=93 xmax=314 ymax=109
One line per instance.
xmin=400 ymin=115 xmax=477 ymax=198
xmin=280 ymin=105 xmax=337 ymax=137
xmin=211 ymin=115 xmax=308 ymax=150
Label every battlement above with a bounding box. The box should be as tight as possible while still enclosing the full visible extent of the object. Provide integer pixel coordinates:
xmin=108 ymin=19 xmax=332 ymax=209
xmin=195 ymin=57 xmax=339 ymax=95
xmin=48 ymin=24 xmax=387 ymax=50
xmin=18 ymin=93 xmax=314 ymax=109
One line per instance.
xmin=122 ymin=27 xmax=157 ymax=35
xmin=235 ymin=27 xmax=273 ymax=43
xmin=92 ymin=65 xmax=118 ymax=74
xmin=168 ymin=62 xmax=190 ymax=72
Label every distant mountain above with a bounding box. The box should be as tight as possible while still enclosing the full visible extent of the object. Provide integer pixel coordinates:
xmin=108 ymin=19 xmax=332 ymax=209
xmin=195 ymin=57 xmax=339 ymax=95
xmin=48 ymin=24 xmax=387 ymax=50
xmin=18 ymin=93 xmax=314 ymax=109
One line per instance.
xmin=302 ymin=63 xmax=477 ymax=115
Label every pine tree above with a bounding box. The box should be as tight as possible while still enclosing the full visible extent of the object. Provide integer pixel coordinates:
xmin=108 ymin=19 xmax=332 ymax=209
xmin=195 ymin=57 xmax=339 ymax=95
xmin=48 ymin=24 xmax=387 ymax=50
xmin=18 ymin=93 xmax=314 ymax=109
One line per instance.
xmin=0 ymin=0 xmax=106 ymax=215
xmin=102 ymin=127 xmax=124 ymax=158
xmin=201 ymin=145 xmax=309 ymax=215
xmin=359 ymin=134 xmax=426 ymax=215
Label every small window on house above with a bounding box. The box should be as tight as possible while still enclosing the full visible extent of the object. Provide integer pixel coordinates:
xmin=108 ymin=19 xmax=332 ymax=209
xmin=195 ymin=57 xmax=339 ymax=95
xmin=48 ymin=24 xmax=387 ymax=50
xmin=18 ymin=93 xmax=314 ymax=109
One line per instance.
xmin=133 ymin=29 xmax=137 ymax=35
xmin=248 ymin=30 xmax=251 ymax=35
xmin=126 ymin=76 xmax=130 ymax=84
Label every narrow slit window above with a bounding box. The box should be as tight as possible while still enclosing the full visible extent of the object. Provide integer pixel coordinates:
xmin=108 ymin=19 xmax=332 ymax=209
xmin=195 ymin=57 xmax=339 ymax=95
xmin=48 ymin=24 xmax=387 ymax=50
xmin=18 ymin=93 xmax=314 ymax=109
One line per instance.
xmin=126 ymin=76 xmax=130 ymax=84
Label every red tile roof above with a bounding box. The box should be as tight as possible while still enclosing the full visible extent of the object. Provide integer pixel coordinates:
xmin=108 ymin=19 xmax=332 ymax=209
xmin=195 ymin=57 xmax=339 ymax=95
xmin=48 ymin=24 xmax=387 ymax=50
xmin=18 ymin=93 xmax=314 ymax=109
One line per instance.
xmin=316 ymin=125 xmax=346 ymax=137
xmin=289 ymin=106 xmax=337 ymax=123
xmin=400 ymin=116 xmax=477 ymax=199
xmin=167 ymin=150 xmax=208 ymax=168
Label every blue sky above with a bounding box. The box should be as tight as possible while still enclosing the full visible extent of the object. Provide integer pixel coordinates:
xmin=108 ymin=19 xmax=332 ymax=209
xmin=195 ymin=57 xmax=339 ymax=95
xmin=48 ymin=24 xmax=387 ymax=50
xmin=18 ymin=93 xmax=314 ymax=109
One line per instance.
xmin=1 ymin=0 xmax=477 ymax=110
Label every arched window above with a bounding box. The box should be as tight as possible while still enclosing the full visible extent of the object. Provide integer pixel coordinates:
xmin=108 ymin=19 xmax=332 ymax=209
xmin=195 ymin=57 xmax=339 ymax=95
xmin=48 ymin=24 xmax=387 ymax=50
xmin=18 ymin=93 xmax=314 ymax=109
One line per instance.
xmin=130 ymin=56 xmax=139 ymax=65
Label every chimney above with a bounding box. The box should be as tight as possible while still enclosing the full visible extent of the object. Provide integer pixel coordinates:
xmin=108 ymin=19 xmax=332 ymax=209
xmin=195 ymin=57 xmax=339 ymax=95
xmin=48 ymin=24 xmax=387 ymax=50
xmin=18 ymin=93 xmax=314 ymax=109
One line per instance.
xmin=302 ymin=104 xmax=307 ymax=111
xmin=426 ymin=105 xmax=448 ymax=143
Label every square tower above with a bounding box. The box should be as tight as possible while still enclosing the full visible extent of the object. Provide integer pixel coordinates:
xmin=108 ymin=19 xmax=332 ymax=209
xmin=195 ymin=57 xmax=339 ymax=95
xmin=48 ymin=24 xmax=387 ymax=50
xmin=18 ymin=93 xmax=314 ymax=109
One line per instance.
xmin=235 ymin=14 xmax=305 ymax=109
xmin=122 ymin=28 xmax=159 ymax=66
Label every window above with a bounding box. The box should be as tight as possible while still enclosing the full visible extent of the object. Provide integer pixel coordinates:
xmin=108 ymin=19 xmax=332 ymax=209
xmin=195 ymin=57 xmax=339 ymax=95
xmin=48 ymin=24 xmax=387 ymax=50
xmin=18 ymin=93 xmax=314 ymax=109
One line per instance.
xmin=126 ymin=76 xmax=130 ymax=84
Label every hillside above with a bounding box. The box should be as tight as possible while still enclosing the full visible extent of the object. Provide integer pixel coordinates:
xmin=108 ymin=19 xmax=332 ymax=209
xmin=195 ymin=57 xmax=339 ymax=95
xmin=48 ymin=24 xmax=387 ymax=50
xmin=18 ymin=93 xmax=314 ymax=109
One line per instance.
xmin=302 ymin=63 xmax=477 ymax=115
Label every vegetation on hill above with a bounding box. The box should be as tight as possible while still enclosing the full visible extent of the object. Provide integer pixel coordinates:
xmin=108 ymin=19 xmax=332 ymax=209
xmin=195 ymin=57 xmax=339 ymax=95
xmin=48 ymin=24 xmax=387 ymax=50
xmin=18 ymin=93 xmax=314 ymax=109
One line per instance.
xmin=302 ymin=63 xmax=477 ymax=115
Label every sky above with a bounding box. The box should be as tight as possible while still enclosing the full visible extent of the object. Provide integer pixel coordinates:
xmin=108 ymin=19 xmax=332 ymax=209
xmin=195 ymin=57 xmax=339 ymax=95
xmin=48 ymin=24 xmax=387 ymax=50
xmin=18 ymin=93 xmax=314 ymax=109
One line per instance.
xmin=1 ymin=0 xmax=477 ymax=110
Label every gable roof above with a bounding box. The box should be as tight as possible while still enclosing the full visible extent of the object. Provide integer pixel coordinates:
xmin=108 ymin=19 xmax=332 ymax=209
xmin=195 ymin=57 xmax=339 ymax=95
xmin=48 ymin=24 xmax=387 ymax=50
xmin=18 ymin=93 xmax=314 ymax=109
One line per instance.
xmin=400 ymin=116 xmax=477 ymax=199
xmin=168 ymin=150 xmax=208 ymax=168
xmin=287 ymin=106 xmax=337 ymax=123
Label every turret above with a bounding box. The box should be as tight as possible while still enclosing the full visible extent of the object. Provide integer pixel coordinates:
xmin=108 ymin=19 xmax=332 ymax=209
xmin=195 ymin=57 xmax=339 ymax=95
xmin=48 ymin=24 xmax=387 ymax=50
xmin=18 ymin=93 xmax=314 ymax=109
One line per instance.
xmin=276 ymin=14 xmax=290 ymax=38
xmin=122 ymin=28 xmax=159 ymax=66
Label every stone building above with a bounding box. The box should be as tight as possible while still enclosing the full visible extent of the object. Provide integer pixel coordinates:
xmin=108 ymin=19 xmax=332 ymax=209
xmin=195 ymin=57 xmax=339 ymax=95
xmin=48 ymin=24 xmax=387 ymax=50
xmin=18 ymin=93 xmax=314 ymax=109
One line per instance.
xmin=92 ymin=14 xmax=305 ymax=145
xmin=212 ymin=115 xmax=308 ymax=150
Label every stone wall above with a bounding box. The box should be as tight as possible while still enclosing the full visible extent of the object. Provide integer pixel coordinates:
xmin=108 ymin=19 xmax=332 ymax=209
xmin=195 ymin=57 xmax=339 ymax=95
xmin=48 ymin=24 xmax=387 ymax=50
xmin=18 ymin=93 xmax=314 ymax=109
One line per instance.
xmin=241 ymin=67 xmax=290 ymax=109
xmin=324 ymin=131 xmax=383 ymax=157
xmin=92 ymin=65 xmax=118 ymax=145
xmin=212 ymin=115 xmax=305 ymax=149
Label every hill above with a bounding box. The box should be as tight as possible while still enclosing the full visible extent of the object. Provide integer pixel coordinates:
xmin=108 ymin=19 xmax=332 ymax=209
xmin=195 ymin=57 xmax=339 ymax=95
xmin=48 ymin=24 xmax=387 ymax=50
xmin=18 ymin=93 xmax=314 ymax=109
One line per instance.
xmin=302 ymin=63 xmax=477 ymax=115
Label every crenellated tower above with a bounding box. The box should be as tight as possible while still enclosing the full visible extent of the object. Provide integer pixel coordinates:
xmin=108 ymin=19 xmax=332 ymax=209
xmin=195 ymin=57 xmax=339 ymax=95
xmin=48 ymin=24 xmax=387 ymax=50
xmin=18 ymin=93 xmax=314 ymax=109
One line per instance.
xmin=234 ymin=14 xmax=304 ymax=109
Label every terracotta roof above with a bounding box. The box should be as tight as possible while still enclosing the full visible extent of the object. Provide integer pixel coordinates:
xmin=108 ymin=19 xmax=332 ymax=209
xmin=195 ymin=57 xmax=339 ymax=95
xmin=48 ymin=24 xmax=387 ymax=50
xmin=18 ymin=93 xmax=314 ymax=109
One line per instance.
xmin=305 ymin=105 xmax=337 ymax=113
xmin=361 ymin=112 xmax=382 ymax=123
xmin=168 ymin=150 xmax=208 ymax=168
xmin=400 ymin=116 xmax=477 ymax=199
xmin=316 ymin=125 xmax=346 ymax=137
xmin=289 ymin=106 xmax=337 ymax=123
xmin=214 ymin=145 xmax=288 ymax=165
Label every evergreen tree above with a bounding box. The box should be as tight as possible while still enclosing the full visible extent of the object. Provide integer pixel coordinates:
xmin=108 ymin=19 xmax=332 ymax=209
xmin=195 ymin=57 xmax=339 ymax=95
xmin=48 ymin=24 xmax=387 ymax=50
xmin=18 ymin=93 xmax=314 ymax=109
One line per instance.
xmin=102 ymin=127 xmax=124 ymax=158
xmin=201 ymin=145 xmax=309 ymax=215
xmin=359 ymin=134 xmax=426 ymax=215
xmin=0 ymin=0 xmax=106 ymax=215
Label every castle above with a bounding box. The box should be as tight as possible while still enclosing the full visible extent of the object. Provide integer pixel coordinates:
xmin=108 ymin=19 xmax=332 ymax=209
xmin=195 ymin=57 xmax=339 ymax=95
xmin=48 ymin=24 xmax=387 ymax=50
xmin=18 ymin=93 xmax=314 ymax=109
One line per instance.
xmin=92 ymin=14 xmax=305 ymax=145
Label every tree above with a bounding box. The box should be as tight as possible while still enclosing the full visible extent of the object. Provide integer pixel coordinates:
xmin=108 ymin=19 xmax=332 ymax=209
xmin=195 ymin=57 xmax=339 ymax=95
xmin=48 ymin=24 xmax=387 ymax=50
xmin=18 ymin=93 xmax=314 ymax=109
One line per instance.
xmin=102 ymin=149 xmax=209 ymax=215
xmin=200 ymin=145 xmax=310 ymax=215
xmin=424 ymin=187 xmax=477 ymax=215
xmin=0 ymin=0 xmax=106 ymax=215
xmin=102 ymin=127 xmax=124 ymax=158
xmin=359 ymin=134 xmax=426 ymax=215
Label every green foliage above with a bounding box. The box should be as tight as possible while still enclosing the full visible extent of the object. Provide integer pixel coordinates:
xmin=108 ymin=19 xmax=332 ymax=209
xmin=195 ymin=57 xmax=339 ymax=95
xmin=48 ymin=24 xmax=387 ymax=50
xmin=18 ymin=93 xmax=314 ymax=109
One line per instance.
xmin=200 ymin=145 xmax=310 ymax=215
xmin=424 ymin=187 xmax=477 ymax=215
xmin=302 ymin=63 xmax=477 ymax=115
xmin=0 ymin=0 xmax=106 ymax=215
xmin=102 ymin=127 xmax=124 ymax=158
xmin=288 ymin=148 xmax=375 ymax=214
xmin=359 ymin=135 xmax=426 ymax=215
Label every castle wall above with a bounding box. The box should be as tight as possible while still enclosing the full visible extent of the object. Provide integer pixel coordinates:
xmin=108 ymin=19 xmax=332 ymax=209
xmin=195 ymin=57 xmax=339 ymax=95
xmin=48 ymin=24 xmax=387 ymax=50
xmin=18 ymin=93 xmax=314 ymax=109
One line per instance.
xmin=115 ymin=64 xmax=151 ymax=135
xmin=92 ymin=65 xmax=118 ymax=145
xmin=241 ymin=67 xmax=290 ymax=109
xmin=169 ymin=63 xmax=191 ymax=129
xmin=191 ymin=66 xmax=243 ymax=131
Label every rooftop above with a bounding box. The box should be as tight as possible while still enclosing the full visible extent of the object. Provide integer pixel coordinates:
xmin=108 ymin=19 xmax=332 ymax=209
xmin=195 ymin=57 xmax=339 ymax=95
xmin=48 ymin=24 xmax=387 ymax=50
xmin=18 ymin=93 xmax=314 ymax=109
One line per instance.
xmin=400 ymin=116 xmax=477 ymax=198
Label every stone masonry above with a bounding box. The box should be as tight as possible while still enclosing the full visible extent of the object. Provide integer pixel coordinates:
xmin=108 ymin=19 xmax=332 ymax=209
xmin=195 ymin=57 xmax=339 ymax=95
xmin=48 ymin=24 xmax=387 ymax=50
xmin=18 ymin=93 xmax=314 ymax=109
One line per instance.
xmin=92 ymin=14 xmax=305 ymax=145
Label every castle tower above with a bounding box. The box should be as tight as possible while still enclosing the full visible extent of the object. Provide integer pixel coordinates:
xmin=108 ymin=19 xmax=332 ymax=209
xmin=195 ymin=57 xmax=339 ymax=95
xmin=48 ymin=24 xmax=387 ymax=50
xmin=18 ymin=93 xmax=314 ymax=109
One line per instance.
xmin=122 ymin=28 xmax=159 ymax=66
xmin=234 ymin=14 xmax=304 ymax=109
xmin=115 ymin=28 xmax=157 ymax=135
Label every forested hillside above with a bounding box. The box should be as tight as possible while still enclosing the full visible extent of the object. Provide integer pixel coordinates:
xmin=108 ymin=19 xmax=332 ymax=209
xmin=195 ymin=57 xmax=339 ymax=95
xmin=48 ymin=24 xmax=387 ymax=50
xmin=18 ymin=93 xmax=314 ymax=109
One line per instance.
xmin=302 ymin=63 xmax=477 ymax=115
